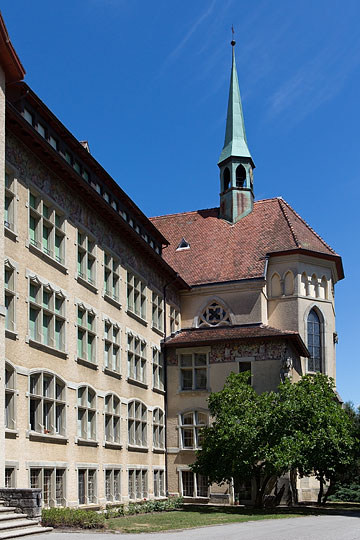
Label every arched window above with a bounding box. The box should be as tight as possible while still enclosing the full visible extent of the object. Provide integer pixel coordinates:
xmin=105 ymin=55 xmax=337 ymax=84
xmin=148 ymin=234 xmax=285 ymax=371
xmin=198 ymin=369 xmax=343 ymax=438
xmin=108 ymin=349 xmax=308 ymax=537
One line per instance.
xmin=153 ymin=408 xmax=165 ymax=449
xmin=300 ymin=272 xmax=308 ymax=296
xmin=223 ymin=167 xmax=230 ymax=191
xmin=236 ymin=164 xmax=246 ymax=188
xmin=270 ymin=273 xmax=282 ymax=297
xmin=309 ymin=274 xmax=318 ymax=297
xmin=104 ymin=393 xmax=121 ymax=445
xmin=128 ymin=400 xmax=147 ymax=448
xmin=29 ymin=372 xmax=66 ymax=436
xmin=307 ymin=309 xmax=322 ymax=372
xmin=319 ymin=276 xmax=328 ymax=300
xmin=180 ymin=411 xmax=208 ymax=449
xmin=199 ymin=301 xmax=231 ymax=327
xmin=77 ymin=385 xmax=96 ymax=440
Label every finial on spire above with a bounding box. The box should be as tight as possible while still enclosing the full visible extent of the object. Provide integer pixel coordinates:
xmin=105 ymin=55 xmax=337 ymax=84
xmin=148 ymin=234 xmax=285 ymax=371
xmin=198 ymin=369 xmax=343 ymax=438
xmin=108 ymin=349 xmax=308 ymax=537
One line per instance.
xmin=231 ymin=25 xmax=236 ymax=47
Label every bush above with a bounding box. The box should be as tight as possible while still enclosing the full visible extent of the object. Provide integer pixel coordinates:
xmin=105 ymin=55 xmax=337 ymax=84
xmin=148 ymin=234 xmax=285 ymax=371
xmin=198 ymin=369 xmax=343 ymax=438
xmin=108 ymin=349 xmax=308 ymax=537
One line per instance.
xmin=42 ymin=507 xmax=105 ymax=529
xmin=328 ymin=484 xmax=360 ymax=503
xmin=104 ymin=496 xmax=183 ymax=518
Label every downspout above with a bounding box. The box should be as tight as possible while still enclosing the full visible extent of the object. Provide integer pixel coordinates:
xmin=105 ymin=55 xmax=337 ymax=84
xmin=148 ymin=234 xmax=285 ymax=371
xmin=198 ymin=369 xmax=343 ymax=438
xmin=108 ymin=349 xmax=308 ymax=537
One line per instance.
xmin=163 ymin=273 xmax=179 ymax=497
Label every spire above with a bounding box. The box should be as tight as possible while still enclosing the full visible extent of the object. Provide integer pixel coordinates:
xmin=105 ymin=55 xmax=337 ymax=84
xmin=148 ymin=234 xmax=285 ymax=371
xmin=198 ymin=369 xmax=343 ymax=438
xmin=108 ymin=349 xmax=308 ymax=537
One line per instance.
xmin=218 ymin=40 xmax=252 ymax=165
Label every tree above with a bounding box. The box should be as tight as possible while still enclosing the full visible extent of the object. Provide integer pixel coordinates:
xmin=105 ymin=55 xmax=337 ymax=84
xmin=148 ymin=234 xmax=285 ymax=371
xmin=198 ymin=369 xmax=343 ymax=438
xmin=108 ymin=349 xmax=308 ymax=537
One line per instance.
xmin=191 ymin=372 xmax=355 ymax=507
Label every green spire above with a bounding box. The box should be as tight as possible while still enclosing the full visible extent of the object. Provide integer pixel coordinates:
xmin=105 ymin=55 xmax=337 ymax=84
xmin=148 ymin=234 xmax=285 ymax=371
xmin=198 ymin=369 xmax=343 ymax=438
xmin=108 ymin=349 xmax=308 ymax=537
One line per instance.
xmin=218 ymin=44 xmax=252 ymax=164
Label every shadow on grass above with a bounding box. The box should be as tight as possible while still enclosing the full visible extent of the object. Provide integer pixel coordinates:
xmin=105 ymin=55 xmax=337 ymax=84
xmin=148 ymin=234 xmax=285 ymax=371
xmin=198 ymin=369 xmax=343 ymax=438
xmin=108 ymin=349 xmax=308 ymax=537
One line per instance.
xmin=180 ymin=502 xmax=360 ymax=519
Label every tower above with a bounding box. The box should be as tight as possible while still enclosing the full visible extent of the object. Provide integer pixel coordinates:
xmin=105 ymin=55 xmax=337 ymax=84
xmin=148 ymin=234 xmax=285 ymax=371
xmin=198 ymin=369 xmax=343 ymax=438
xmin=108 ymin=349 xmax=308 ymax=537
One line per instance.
xmin=218 ymin=39 xmax=255 ymax=223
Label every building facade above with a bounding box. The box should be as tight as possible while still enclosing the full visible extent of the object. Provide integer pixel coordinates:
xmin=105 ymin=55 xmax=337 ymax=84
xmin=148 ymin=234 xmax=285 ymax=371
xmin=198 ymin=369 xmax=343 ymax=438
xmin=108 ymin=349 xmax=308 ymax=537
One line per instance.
xmin=0 ymin=18 xmax=343 ymax=506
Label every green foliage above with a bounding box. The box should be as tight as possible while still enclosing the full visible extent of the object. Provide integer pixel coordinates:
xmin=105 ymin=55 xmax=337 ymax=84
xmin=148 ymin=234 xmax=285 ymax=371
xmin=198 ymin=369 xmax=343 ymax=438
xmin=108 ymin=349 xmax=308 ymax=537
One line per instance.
xmin=192 ymin=372 xmax=356 ymax=507
xmin=41 ymin=507 xmax=105 ymax=529
xmin=328 ymin=484 xmax=360 ymax=502
xmin=104 ymin=497 xmax=183 ymax=518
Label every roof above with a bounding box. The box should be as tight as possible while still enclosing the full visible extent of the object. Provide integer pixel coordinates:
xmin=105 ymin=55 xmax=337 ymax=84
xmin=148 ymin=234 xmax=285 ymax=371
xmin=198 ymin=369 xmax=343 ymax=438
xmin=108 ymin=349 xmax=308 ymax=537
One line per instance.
xmin=164 ymin=324 xmax=309 ymax=357
xmin=0 ymin=12 xmax=25 ymax=83
xmin=150 ymin=197 xmax=343 ymax=286
xmin=218 ymin=44 xmax=252 ymax=165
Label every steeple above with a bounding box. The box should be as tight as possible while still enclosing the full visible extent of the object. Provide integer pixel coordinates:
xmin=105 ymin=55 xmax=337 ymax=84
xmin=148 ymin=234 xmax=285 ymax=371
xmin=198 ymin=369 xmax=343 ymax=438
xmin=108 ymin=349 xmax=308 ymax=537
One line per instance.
xmin=218 ymin=37 xmax=255 ymax=224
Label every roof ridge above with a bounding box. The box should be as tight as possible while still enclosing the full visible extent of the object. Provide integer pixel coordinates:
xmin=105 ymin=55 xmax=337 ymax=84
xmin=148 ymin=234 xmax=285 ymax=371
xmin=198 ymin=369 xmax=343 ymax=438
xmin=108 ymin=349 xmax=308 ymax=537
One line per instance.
xmin=280 ymin=199 xmax=336 ymax=254
xmin=150 ymin=207 xmax=219 ymax=220
xmin=277 ymin=198 xmax=300 ymax=248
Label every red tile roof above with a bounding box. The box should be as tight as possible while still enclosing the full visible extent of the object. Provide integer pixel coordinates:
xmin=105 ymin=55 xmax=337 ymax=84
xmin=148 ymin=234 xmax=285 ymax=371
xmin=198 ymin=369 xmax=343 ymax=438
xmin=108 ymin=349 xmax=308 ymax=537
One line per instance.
xmin=150 ymin=198 xmax=343 ymax=286
xmin=164 ymin=324 xmax=309 ymax=357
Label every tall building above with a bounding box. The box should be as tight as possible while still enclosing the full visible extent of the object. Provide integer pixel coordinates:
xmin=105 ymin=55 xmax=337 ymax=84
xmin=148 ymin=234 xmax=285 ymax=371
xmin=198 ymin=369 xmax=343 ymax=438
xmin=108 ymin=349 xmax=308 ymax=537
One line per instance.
xmin=0 ymin=16 xmax=343 ymax=506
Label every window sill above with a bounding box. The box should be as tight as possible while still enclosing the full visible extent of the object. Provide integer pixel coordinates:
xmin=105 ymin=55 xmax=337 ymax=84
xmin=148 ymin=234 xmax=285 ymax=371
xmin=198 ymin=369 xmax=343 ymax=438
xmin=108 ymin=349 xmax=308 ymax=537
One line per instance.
xmin=104 ymin=442 xmax=122 ymax=450
xmin=127 ymin=445 xmax=148 ymax=453
xmin=27 ymin=241 xmax=68 ymax=274
xmin=76 ymin=274 xmax=98 ymax=294
xmin=28 ymin=339 xmax=68 ymax=359
xmin=76 ymin=357 xmax=98 ymax=370
xmin=152 ymin=387 xmax=165 ymax=395
xmin=103 ymin=367 xmax=122 ymax=379
xmin=5 ymin=329 xmax=18 ymax=340
xmin=127 ymin=377 xmax=148 ymax=389
xmin=103 ymin=293 xmax=122 ymax=310
xmin=5 ymin=428 xmax=18 ymax=439
xmin=78 ymin=504 xmax=100 ymax=510
xmin=4 ymin=226 xmax=18 ymax=242
xmin=126 ymin=309 xmax=147 ymax=326
xmin=153 ymin=448 xmax=165 ymax=454
xmin=152 ymin=326 xmax=164 ymax=337
xmin=178 ymin=388 xmax=209 ymax=394
xmin=76 ymin=438 xmax=99 ymax=447
xmin=27 ymin=431 xmax=68 ymax=444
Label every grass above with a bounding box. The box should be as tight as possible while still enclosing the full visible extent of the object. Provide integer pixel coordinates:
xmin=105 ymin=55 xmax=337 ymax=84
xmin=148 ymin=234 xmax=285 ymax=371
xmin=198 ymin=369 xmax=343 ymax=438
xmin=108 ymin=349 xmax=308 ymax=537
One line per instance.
xmin=106 ymin=505 xmax=310 ymax=533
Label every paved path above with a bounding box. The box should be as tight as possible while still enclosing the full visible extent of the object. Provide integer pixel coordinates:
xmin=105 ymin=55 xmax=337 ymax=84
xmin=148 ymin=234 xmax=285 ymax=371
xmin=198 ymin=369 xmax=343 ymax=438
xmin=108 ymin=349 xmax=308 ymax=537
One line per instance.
xmin=29 ymin=515 xmax=360 ymax=540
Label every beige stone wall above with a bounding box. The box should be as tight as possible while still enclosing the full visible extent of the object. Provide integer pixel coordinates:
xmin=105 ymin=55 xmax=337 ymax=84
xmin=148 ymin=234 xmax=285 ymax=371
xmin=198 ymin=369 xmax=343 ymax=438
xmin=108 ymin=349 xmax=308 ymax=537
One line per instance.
xmin=0 ymin=65 xmax=6 ymax=487
xmin=4 ymin=131 xmax=180 ymax=506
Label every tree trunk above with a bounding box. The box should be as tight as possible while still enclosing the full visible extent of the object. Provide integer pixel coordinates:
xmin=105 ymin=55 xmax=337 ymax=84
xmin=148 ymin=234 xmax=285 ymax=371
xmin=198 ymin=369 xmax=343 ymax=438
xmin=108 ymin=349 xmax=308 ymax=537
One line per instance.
xmin=322 ymin=478 xmax=335 ymax=505
xmin=317 ymin=474 xmax=324 ymax=505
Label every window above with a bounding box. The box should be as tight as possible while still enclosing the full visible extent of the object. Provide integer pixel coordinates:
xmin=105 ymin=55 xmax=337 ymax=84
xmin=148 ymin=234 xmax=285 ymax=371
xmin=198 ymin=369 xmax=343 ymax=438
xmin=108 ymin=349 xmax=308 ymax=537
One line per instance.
xmin=78 ymin=469 xmax=97 ymax=505
xmin=181 ymin=471 xmax=208 ymax=498
xmin=239 ymin=360 xmax=252 ymax=384
xmin=29 ymin=190 xmax=65 ymax=264
xmin=77 ymin=306 xmax=96 ymax=365
xmin=236 ymin=164 xmax=246 ymax=188
xmin=23 ymin=108 xmax=33 ymax=125
xmin=4 ymin=262 xmax=16 ymax=332
xmin=5 ymin=363 xmax=16 ymax=430
xmin=37 ymin=122 xmax=46 ymax=138
xmin=104 ymin=320 xmax=120 ymax=373
xmin=151 ymin=292 xmax=163 ymax=331
xmin=104 ymin=252 xmax=120 ymax=302
xmin=128 ymin=469 xmax=148 ymax=500
xmin=5 ymin=170 xmax=16 ymax=232
xmin=180 ymin=353 xmax=208 ymax=391
xmin=104 ymin=394 xmax=121 ymax=445
xmin=128 ymin=400 xmax=147 ymax=448
xmin=152 ymin=348 xmax=164 ymax=391
xmin=176 ymin=238 xmax=190 ymax=251
xmin=153 ymin=470 xmax=165 ymax=498
xmin=28 ymin=279 xmax=66 ymax=351
xmin=223 ymin=167 xmax=230 ymax=191
xmin=198 ymin=301 xmax=231 ymax=327
xmin=5 ymin=467 xmax=15 ymax=488
xmin=77 ymin=230 xmax=96 ymax=285
xmin=153 ymin=408 xmax=165 ymax=449
xmin=105 ymin=469 xmax=121 ymax=502
xmin=170 ymin=306 xmax=180 ymax=333
xmin=180 ymin=411 xmax=207 ymax=449
xmin=127 ymin=333 xmax=147 ymax=384
xmin=127 ymin=271 xmax=146 ymax=319
xmin=30 ymin=467 xmax=66 ymax=507
xmin=33 ymin=468 xmax=65 ymax=507
xmin=29 ymin=372 xmax=66 ymax=435
xmin=307 ymin=309 xmax=322 ymax=372
xmin=77 ymin=386 xmax=96 ymax=441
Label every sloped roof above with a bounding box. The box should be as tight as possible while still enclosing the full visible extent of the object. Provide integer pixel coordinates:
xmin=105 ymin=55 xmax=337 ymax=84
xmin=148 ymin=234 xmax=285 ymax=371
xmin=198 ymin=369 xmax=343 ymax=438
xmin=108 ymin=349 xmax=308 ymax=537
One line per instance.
xmin=150 ymin=197 xmax=343 ymax=286
xmin=164 ymin=324 xmax=309 ymax=357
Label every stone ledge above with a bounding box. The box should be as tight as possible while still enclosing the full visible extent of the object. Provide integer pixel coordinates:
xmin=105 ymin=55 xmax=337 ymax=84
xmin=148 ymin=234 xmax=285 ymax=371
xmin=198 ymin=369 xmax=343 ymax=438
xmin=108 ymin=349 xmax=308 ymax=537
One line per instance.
xmin=0 ymin=488 xmax=42 ymax=519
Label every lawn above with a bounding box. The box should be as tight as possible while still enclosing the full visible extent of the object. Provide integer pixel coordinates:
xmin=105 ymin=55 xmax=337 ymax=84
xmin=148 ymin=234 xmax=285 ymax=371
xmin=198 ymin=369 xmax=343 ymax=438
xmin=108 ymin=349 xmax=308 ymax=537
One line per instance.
xmin=106 ymin=505 xmax=310 ymax=533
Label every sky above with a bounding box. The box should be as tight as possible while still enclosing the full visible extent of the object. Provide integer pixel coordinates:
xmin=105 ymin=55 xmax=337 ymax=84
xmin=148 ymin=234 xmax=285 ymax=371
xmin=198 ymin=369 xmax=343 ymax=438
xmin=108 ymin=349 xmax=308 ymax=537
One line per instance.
xmin=2 ymin=0 xmax=360 ymax=403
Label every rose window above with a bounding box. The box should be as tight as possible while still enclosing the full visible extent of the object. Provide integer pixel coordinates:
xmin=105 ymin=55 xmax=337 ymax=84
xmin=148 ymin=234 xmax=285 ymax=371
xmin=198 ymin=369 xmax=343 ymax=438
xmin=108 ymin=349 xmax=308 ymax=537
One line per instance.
xmin=199 ymin=302 xmax=231 ymax=327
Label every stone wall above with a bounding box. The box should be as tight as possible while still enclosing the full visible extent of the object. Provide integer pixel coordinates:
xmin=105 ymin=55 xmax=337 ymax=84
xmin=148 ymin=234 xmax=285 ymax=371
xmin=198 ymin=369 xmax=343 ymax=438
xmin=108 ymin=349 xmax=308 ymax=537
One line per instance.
xmin=0 ymin=488 xmax=42 ymax=519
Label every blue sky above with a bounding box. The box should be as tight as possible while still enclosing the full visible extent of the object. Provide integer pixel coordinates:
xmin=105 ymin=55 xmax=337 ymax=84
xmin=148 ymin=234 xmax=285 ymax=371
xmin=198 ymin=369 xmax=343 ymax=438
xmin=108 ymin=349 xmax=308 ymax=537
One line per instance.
xmin=2 ymin=1 xmax=359 ymax=403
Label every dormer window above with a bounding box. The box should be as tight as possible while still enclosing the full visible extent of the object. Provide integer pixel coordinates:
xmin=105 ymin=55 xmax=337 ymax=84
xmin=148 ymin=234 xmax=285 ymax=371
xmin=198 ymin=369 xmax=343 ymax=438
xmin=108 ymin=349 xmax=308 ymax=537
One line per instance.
xmin=176 ymin=238 xmax=190 ymax=251
xmin=199 ymin=301 xmax=231 ymax=327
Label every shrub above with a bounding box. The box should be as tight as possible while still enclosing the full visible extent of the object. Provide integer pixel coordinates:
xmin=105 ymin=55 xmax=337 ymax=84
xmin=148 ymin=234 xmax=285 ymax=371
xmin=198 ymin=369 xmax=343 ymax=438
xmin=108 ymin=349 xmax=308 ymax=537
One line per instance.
xmin=328 ymin=484 xmax=360 ymax=503
xmin=42 ymin=507 xmax=105 ymax=529
xmin=104 ymin=496 xmax=183 ymax=518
